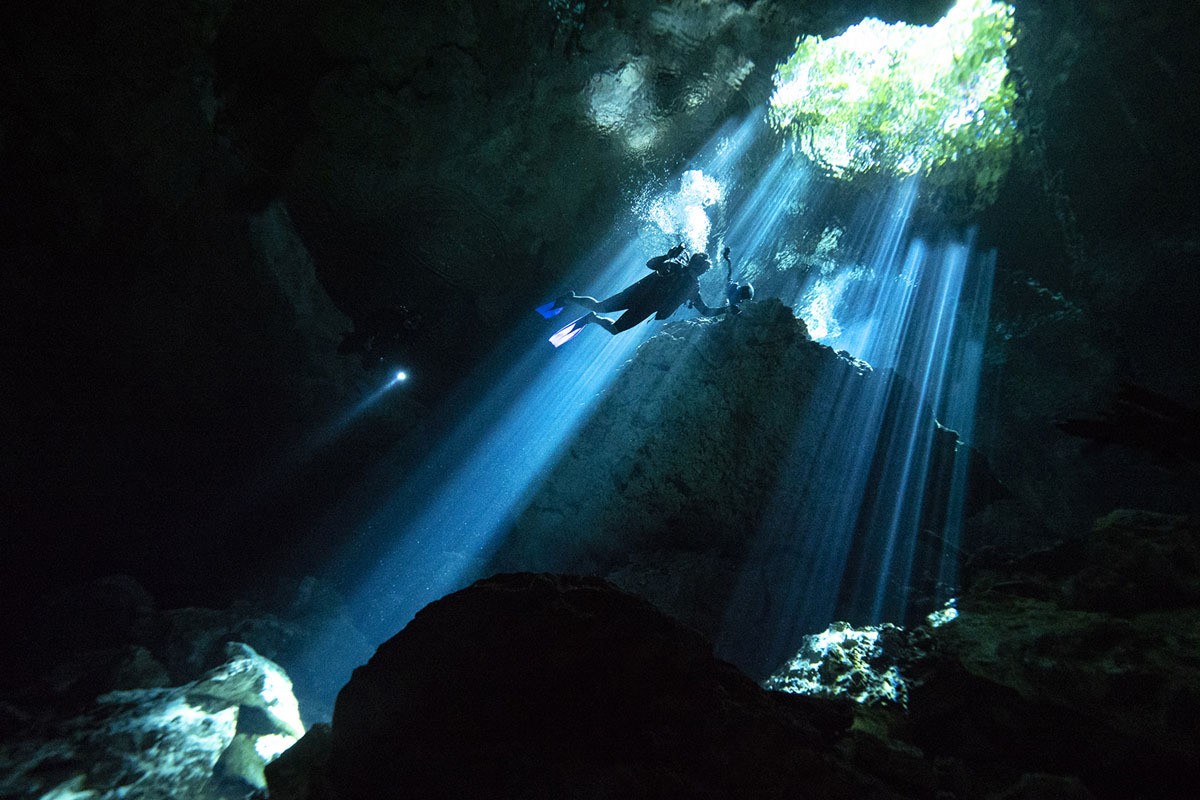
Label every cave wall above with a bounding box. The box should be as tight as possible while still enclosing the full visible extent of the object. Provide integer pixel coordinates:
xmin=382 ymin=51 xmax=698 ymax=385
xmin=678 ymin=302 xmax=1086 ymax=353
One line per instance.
xmin=0 ymin=0 xmax=945 ymax=608
xmin=3 ymin=0 xmax=1198 ymax=624
xmin=970 ymin=0 xmax=1200 ymax=532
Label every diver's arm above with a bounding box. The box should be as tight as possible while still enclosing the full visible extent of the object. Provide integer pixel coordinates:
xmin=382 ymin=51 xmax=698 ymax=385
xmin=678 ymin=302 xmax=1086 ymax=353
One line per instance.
xmin=690 ymin=290 xmax=725 ymax=317
xmin=645 ymin=254 xmax=671 ymax=272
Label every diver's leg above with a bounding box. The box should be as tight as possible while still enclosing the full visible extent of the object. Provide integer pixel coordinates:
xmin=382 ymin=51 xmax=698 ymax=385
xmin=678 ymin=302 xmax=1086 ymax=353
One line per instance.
xmin=610 ymin=307 xmax=653 ymax=333
xmin=586 ymin=307 xmax=652 ymax=335
xmin=596 ymin=284 xmax=639 ymax=312
xmin=560 ymin=281 xmax=638 ymax=312
xmin=558 ymin=285 xmax=647 ymax=334
xmin=558 ymin=293 xmax=602 ymax=311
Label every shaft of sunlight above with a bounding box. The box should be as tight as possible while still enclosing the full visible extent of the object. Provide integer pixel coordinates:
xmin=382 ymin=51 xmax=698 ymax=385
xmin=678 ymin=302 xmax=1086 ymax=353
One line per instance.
xmin=718 ymin=173 xmax=994 ymax=676
xmin=297 ymin=116 xmax=771 ymax=713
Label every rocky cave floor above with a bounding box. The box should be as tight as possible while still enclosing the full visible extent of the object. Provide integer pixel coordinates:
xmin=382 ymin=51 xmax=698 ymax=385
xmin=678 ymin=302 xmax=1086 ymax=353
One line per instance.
xmin=3 ymin=504 xmax=1198 ymax=800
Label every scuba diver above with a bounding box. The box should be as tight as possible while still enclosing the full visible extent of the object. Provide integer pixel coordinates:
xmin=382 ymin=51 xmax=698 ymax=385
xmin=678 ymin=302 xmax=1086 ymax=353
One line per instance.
xmin=552 ymin=245 xmax=721 ymax=342
xmin=716 ymin=245 xmax=755 ymax=315
xmin=545 ymin=244 xmax=756 ymax=346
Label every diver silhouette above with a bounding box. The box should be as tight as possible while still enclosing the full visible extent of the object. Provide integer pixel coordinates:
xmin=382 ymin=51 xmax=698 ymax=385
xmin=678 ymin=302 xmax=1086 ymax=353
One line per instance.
xmin=555 ymin=245 xmax=722 ymax=337
xmin=548 ymin=245 xmax=755 ymax=345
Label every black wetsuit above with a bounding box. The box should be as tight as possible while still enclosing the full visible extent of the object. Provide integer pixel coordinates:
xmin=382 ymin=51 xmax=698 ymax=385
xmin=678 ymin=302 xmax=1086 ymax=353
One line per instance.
xmin=590 ymin=253 xmax=716 ymax=333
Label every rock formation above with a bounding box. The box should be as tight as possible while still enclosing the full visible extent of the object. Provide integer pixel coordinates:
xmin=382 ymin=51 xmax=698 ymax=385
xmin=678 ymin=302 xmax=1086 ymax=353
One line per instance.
xmin=268 ymin=512 xmax=1200 ymax=800
xmin=0 ymin=642 xmax=304 ymax=800
xmin=268 ymin=572 xmax=869 ymax=800
xmin=490 ymin=299 xmax=966 ymax=676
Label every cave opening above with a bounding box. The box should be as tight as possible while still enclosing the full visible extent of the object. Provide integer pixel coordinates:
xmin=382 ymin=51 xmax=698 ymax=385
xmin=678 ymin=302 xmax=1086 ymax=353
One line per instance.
xmin=769 ymin=0 xmax=1017 ymax=204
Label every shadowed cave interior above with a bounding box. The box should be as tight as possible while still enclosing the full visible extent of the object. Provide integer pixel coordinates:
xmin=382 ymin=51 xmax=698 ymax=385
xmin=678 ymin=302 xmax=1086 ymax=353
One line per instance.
xmin=2 ymin=1 xmax=1200 ymax=798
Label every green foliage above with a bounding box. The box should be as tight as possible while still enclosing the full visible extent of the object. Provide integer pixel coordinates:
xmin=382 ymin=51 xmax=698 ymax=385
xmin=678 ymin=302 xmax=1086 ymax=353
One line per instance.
xmin=769 ymin=0 xmax=1017 ymax=207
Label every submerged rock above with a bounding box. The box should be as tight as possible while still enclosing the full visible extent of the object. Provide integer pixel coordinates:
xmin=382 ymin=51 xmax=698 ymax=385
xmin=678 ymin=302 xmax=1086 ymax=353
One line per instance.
xmin=490 ymin=299 xmax=966 ymax=676
xmin=0 ymin=643 xmax=304 ymax=800
xmin=743 ymin=512 xmax=1200 ymax=799
xmin=765 ymin=620 xmax=930 ymax=707
xmin=909 ymin=513 xmax=1200 ymax=797
xmin=285 ymin=572 xmax=866 ymax=800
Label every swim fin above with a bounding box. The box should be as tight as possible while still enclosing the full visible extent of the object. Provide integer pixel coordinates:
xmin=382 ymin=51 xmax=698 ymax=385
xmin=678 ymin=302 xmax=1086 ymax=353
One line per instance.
xmin=549 ymin=315 xmax=590 ymax=348
xmin=535 ymin=300 xmax=564 ymax=319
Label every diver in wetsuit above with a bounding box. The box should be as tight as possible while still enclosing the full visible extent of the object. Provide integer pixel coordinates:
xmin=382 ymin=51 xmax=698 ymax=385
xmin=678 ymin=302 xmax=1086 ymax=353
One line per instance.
xmin=715 ymin=245 xmax=754 ymax=316
xmin=557 ymin=245 xmax=722 ymax=334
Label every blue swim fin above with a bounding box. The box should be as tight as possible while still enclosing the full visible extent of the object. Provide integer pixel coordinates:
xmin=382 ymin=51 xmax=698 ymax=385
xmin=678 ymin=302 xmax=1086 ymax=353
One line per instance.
xmin=549 ymin=315 xmax=590 ymax=348
xmin=535 ymin=300 xmax=564 ymax=319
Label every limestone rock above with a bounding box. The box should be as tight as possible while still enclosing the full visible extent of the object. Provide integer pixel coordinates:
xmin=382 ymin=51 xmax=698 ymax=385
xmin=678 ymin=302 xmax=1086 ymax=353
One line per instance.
xmin=755 ymin=510 xmax=1200 ymax=798
xmin=304 ymin=572 xmax=866 ymax=800
xmin=490 ymin=299 xmax=962 ymax=676
xmin=904 ymin=512 xmax=1200 ymax=797
xmin=1068 ymin=510 xmax=1200 ymax=612
xmin=765 ymin=621 xmax=926 ymax=707
xmin=190 ymin=641 xmax=305 ymax=739
xmin=0 ymin=643 xmax=304 ymax=800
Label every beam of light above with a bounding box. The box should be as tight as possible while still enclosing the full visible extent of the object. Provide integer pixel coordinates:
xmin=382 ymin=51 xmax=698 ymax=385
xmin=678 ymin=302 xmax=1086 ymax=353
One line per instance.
xmin=843 ymin=237 xmax=973 ymax=623
xmin=723 ymin=148 xmax=816 ymax=266
xmin=295 ymin=370 xmax=408 ymax=457
xmin=932 ymin=250 xmax=994 ymax=597
xmin=337 ymin=238 xmax=658 ymax=643
xmin=683 ymin=136 xmax=821 ymax=311
xmin=225 ymin=368 xmax=411 ymax=520
xmin=716 ymin=173 xmax=995 ymax=678
xmin=290 ymin=243 xmax=658 ymax=715
xmin=296 ymin=114 xmax=771 ymax=714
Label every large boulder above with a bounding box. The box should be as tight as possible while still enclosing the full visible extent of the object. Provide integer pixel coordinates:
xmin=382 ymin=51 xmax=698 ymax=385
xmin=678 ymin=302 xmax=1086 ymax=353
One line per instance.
xmin=293 ymin=572 xmax=868 ymax=800
xmin=752 ymin=511 xmax=1200 ymax=799
xmin=808 ymin=510 xmax=1200 ymax=799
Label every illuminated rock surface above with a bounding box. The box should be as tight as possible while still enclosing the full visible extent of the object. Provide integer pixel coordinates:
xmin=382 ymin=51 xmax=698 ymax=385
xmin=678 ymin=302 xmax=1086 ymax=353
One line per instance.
xmin=0 ymin=642 xmax=303 ymax=800
xmin=490 ymin=298 xmax=966 ymax=676
xmin=763 ymin=510 xmax=1200 ymax=798
xmin=765 ymin=620 xmax=921 ymax=706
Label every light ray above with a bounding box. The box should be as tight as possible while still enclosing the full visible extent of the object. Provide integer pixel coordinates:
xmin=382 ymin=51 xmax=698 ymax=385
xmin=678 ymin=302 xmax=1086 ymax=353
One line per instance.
xmin=298 ymin=114 xmax=773 ymax=712
xmin=718 ymin=174 xmax=995 ymax=677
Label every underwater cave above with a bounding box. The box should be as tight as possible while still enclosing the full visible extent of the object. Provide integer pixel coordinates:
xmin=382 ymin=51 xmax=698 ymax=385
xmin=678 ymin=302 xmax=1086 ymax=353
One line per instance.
xmin=3 ymin=0 xmax=1200 ymax=798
